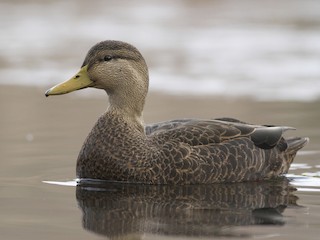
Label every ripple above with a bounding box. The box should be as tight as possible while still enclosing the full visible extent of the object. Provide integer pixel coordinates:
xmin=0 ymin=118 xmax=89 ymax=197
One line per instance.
xmin=302 ymin=172 xmax=320 ymax=178
xmin=297 ymin=150 xmax=320 ymax=156
xmin=289 ymin=163 xmax=312 ymax=170
xmin=42 ymin=175 xmax=320 ymax=193
xmin=287 ymin=174 xmax=320 ymax=192
xmin=43 ymin=180 xmax=77 ymax=186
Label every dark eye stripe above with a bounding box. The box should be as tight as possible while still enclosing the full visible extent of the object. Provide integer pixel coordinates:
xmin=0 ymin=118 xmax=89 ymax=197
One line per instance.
xmin=101 ymin=55 xmax=139 ymax=62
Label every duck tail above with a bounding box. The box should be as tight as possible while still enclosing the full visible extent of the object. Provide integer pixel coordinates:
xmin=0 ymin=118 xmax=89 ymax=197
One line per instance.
xmin=285 ymin=137 xmax=309 ymax=164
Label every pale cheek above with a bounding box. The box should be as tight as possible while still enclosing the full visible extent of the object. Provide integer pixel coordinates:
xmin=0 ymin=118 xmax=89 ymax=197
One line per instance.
xmin=89 ymin=66 xmax=105 ymax=81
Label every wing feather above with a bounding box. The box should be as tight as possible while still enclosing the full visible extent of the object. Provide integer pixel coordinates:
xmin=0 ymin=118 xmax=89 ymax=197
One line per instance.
xmin=146 ymin=118 xmax=294 ymax=150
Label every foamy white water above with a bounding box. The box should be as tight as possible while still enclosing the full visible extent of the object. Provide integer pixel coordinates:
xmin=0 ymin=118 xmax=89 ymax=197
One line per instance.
xmin=1 ymin=0 xmax=320 ymax=101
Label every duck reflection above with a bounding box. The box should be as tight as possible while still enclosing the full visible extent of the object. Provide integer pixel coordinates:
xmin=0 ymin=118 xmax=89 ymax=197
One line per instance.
xmin=76 ymin=178 xmax=298 ymax=239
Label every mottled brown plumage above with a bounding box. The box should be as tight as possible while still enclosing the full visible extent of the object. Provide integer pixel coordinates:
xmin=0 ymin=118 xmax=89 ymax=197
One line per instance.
xmin=46 ymin=40 xmax=309 ymax=184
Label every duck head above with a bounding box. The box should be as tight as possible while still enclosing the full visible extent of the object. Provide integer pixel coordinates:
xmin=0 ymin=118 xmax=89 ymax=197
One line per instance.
xmin=45 ymin=40 xmax=149 ymax=117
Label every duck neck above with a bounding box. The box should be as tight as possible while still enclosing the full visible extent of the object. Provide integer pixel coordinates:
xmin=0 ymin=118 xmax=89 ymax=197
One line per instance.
xmin=107 ymin=89 xmax=146 ymax=132
xmin=105 ymin=62 xmax=149 ymax=133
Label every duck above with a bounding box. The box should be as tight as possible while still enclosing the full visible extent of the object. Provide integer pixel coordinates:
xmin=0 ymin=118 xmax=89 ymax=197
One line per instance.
xmin=45 ymin=40 xmax=309 ymax=184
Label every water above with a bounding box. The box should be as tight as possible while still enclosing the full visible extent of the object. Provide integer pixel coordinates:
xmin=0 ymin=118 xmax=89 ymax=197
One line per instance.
xmin=1 ymin=0 xmax=320 ymax=239
xmin=74 ymin=179 xmax=308 ymax=238
xmin=1 ymin=85 xmax=320 ymax=240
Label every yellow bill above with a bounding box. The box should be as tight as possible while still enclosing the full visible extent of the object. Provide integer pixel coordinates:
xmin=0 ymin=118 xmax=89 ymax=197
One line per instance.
xmin=45 ymin=65 xmax=93 ymax=97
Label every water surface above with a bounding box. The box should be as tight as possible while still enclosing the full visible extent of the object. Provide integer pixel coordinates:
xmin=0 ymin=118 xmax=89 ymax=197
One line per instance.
xmin=1 ymin=86 xmax=320 ymax=240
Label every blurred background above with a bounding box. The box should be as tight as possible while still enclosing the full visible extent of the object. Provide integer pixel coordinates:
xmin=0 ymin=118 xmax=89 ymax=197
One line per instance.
xmin=1 ymin=0 xmax=320 ymax=101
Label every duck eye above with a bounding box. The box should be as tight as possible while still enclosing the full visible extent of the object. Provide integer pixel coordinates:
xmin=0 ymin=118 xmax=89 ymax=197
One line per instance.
xmin=104 ymin=55 xmax=113 ymax=61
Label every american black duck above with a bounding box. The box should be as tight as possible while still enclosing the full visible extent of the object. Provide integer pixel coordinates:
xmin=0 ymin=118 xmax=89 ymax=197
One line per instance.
xmin=45 ymin=40 xmax=309 ymax=184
